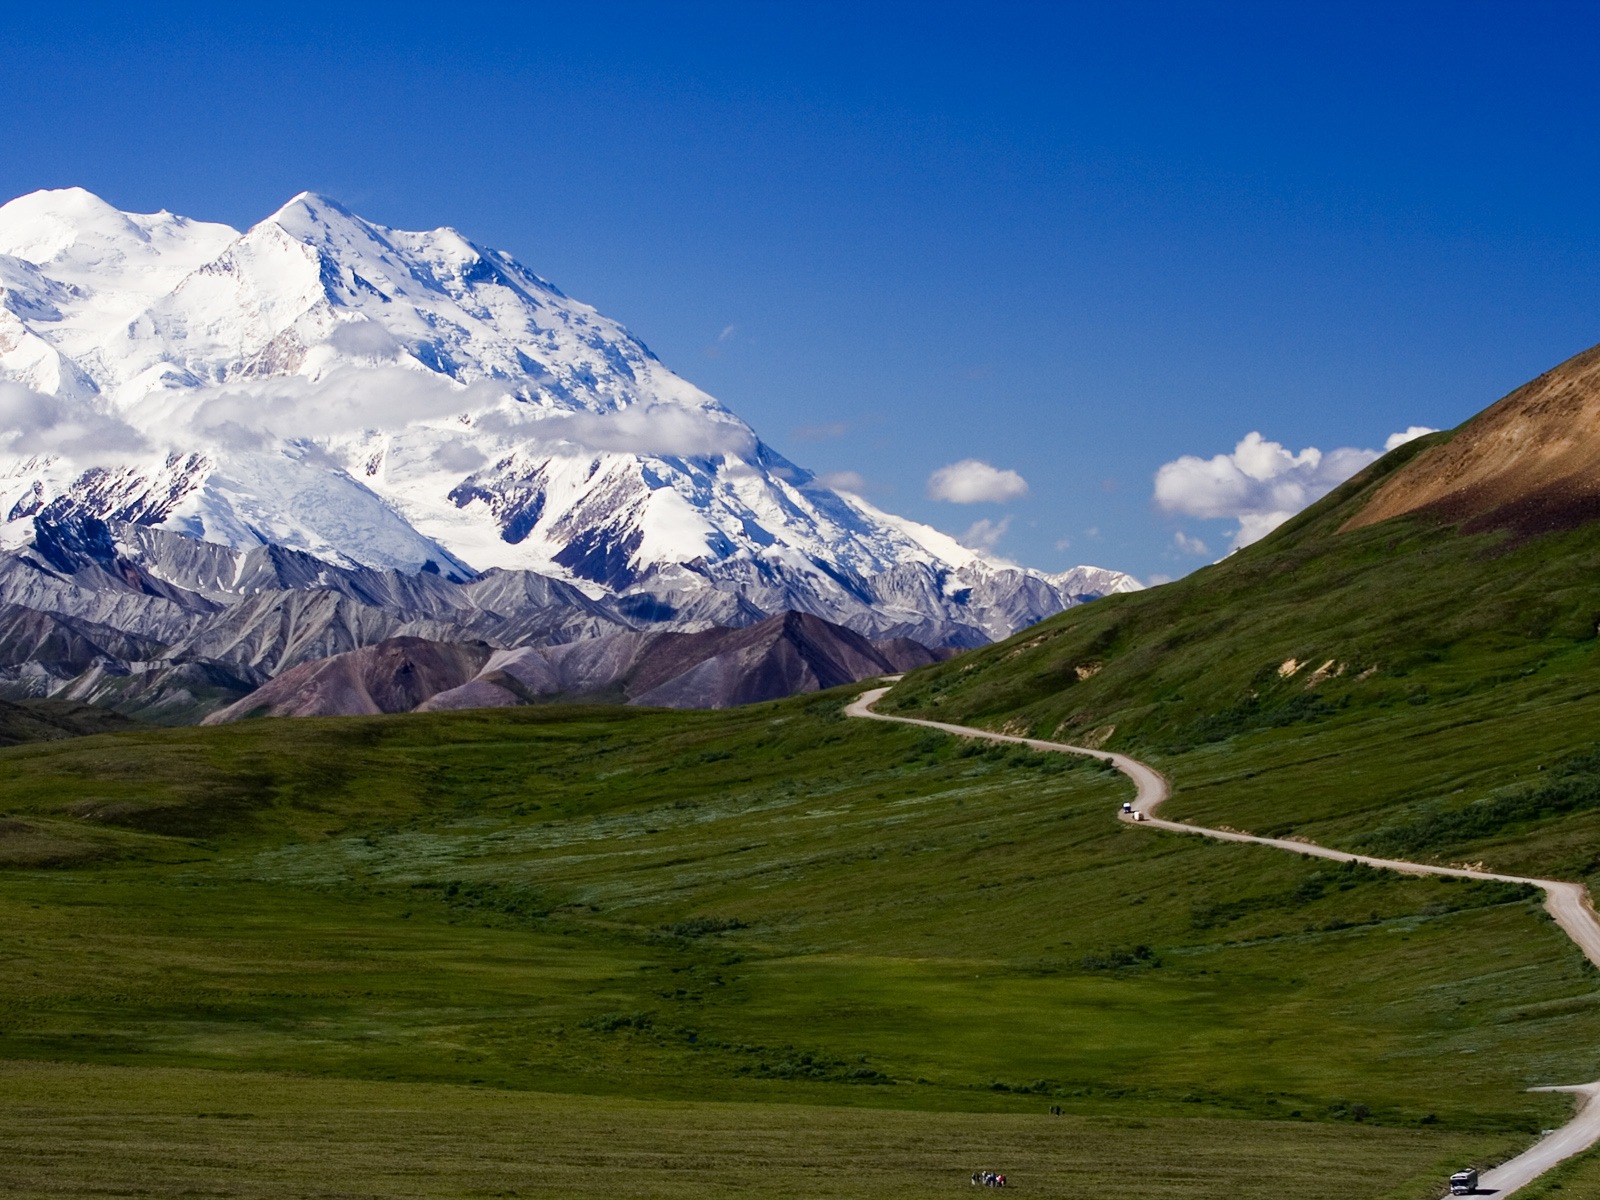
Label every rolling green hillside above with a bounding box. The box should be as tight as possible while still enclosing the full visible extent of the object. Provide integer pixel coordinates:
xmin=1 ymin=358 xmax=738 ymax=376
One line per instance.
xmin=0 ymin=695 xmax=137 ymax=746
xmin=880 ymin=430 xmax=1600 ymax=886
xmin=0 ymin=690 xmax=1591 ymax=1197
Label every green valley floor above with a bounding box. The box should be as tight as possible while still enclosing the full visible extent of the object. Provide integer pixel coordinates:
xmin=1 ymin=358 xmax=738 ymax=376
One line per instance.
xmin=0 ymin=689 xmax=1596 ymax=1196
xmin=0 ymin=1061 xmax=1511 ymax=1199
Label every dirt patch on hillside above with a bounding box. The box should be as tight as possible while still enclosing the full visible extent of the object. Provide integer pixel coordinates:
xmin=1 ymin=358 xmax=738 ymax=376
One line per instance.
xmin=1344 ymin=340 xmax=1600 ymax=537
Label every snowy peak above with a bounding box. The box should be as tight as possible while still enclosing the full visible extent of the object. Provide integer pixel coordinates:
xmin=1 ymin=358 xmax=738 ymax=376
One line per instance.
xmin=0 ymin=187 xmax=238 ymax=319
xmin=264 ymin=192 xmax=428 ymax=309
xmin=0 ymin=187 xmax=168 ymax=270
xmin=0 ymin=187 xmax=1140 ymax=644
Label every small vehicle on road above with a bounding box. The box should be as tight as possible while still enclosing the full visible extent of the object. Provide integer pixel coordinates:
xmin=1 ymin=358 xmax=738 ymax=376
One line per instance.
xmin=1450 ymin=1167 xmax=1478 ymax=1194
xmin=1121 ymin=802 xmax=1133 ymax=814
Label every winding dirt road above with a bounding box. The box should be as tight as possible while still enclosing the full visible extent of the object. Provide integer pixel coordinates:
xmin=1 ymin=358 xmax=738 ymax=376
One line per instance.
xmin=845 ymin=685 xmax=1600 ymax=1197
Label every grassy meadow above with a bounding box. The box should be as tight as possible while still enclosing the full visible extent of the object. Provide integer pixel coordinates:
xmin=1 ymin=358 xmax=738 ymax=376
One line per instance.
xmin=0 ymin=1061 xmax=1509 ymax=1200
xmin=1 ymin=682 xmax=1597 ymax=1196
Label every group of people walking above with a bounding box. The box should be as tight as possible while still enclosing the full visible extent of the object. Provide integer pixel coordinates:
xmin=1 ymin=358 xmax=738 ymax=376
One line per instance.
xmin=971 ymin=1171 xmax=1007 ymax=1187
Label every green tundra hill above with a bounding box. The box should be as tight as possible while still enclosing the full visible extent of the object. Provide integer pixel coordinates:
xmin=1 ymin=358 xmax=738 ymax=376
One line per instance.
xmin=880 ymin=428 xmax=1600 ymax=887
xmin=0 ymin=695 xmax=137 ymax=746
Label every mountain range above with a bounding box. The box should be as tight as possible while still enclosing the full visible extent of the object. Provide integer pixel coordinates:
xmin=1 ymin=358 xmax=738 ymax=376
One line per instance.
xmin=0 ymin=187 xmax=1137 ymax=717
xmin=201 ymin=612 xmax=951 ymax=722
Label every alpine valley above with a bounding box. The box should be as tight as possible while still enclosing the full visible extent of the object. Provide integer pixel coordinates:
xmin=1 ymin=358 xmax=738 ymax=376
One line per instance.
xmin=0 ymin=188 xmax=1137 ymax=719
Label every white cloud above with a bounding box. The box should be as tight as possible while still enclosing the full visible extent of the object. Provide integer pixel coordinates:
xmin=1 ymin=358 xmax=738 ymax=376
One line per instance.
xmin=0 ymin=382 xmax=148 ymax=459
xmin=1385 ymin=425 xmax=1438 ymax=451
xmin=927 ymin=458 xmax=1029 ymax=504
xmin=1146 ymin=573 xmax=1174 ymax=586
xmin=431 ymin=439 xmax=489 ymax=472
xmin=511 ymin=403 xmax=758 ymax=459
xmin=703 ymin=323 xmax=739 ymax=358
xmin=328 ymin=319 xmax=402 ymax=359
xmin=817 ymin=469 xmax=868 ymax=493
xmin=958 ymin=515 xmax=1012 ymax=550
xmin=1173 ymin=530 xmax=1209 ymax=556
xmin=1053 ymin=536 xmax=1072 ymax=551
xmin=168 ymin=368 xmax=758 ymax=462
xmin=1154 ymin=427 xmax=1428 ymax=549
xmin=182 ymin=367 xmax=498 ymax=449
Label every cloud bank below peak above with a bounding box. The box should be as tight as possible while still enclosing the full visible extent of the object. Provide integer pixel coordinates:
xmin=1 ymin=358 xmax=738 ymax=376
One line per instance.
xmin=927 ymin=458 xmax=1029 ymax=504
xmin=1154 ymin=426 xmax=1436 ymax=551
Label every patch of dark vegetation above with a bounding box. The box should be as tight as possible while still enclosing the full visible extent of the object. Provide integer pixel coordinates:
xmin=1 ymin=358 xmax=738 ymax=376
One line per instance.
xmin=0 ymin=817 xmax=111 ymax=869
xmin=1326 ymin=1100 xmax=1375 ymax=1122
xmin=739 ymin=1049 xmax=891 ymax=1084
xmin=1424 ymin=876 xmax=1540 ymax=910
xmin=1191 ymin=861 xmax=1386 ymax=929
xmin=651 ymin=1030 xmax=895 ymax=1085
xmin=582 ymin=1011 xmax=655 ymax=1033
xmin=661 ymin=916 xmax=747 ymax=938
xmin=1363 ymin=748 xmax=1600 ymax=855
xmin=1079 ymin=944 xmax=1161 ymax=971
xmin=413 ymin=879 xmax=550 ymax=922
xmin=988 ymin=1077 xmax=1145 ymax=1102
xmin=1189 ymin=861 xmax=1534 ymax=931
xmin=905 ymin=733 xmax=953 ymax=764
xmin=955 ymin=741 xmax=1074 ymax=774
xmin=1163 ymin=692 xmax=1340 ymax=752
xmin=978 ymin=1078 xmax=1319 ymax=1121
xmin=59 ymin=764 xmax=276 ymax=838
xmin=0 ymin=698 xmax=139 ymax=746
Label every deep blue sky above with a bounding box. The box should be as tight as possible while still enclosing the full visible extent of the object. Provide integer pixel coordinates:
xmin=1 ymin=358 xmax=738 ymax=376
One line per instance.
xmin=6 ymin=1 xmax=1600 ymax=580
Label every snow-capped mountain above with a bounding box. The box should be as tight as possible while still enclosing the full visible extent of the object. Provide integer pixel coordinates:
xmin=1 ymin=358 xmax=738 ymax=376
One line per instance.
xmin=0 ymin=187 xmax=1138 ymax=654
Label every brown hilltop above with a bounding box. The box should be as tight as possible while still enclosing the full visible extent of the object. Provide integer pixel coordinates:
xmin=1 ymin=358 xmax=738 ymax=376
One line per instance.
xmin=1345 ymin=341 xmax=1600 ymax=536
xmin=201 ymin=637 xmax=494 ymax=723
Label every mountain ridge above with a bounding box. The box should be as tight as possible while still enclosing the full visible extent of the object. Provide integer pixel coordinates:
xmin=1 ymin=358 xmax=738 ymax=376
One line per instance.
xmin=0 ymin=187 xmax=1137 ymax=687
xmin=203 ymin=612 xmax=948 ymax=721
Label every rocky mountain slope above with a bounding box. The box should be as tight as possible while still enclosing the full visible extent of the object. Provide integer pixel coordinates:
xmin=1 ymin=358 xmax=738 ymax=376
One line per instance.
xmin=205 ymin=612 xmax=945 ymax=721
xmin=0 ymin=509 xmax=969 ymax=720
xmin=0 ymin=187 xmax=1138 ymax=676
